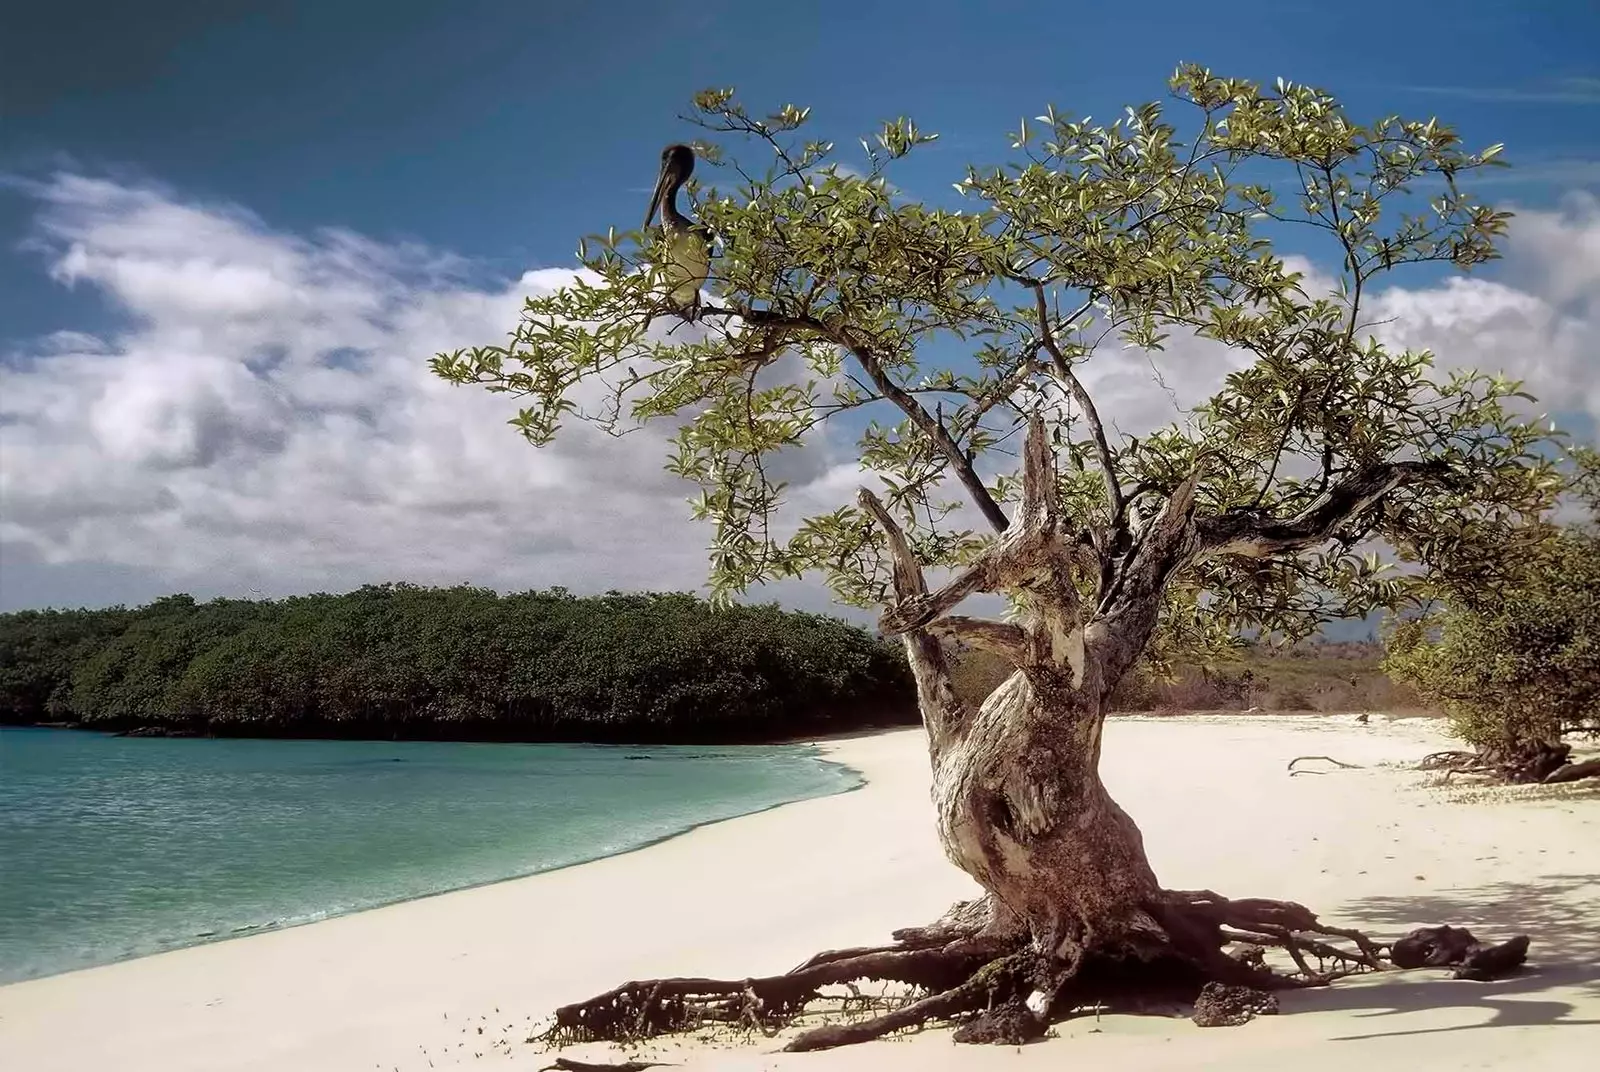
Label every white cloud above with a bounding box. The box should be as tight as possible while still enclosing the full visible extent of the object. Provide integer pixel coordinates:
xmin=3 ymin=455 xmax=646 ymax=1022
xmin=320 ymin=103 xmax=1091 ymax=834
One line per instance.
xmin=1 ymin=176 xmax=1595 ymax=613
xmin=1368 ymin=192 xmax=1600 ymax=421
xmin=1 ymin=176 xmax=725 ymax=607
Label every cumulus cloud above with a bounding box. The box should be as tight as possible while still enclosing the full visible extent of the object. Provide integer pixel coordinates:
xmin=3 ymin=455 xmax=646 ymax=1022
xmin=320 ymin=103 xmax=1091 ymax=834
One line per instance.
xmin=1 ymin=176 xmax=731 ymax=609
xmin=1368 ymin=192 xmax=1600 ymax=421
xmin=1068 ymin=203 xmax=1600 ymax=441
xmin=0 ymin=176 xmax=1595 ymax=613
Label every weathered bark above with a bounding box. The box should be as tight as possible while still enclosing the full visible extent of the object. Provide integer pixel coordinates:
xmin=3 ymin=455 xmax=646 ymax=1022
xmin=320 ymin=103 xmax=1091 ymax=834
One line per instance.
xmin=928 ymin=667 xmax=1166 ymax=964
xmin=883 ymin=419 xmax=1179 ymax=966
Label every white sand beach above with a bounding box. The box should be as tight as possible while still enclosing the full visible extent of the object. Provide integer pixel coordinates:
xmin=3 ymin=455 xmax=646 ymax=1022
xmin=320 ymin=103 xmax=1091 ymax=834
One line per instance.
xmin=1 ymin=716 xmax=1596 ymax=1072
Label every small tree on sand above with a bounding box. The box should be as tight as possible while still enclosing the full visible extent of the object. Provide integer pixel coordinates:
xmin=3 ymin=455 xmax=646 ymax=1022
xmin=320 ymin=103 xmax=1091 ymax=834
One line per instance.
xmin=1386 ymin=450 xmax=1600 ymax=783
xmin=434 ymin=66 xmax=1556 ymax=1050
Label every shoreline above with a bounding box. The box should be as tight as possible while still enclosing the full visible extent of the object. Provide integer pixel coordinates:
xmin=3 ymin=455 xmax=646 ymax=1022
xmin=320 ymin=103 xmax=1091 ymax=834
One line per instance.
xmin=0 ymin=736 xmax=866 ymax=988
xmin=0 ymin=717 xmax=923 ymax=745
xmin=3 ymin=718 xmax=1595 ymax=1071
xmin=2 ymin=705 xmax=1439 ymax=745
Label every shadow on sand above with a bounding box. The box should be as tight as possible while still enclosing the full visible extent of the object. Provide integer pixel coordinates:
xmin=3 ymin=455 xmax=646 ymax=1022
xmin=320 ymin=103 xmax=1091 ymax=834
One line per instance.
xmin=1283 ymin=876 xmax=1600 ymax=1040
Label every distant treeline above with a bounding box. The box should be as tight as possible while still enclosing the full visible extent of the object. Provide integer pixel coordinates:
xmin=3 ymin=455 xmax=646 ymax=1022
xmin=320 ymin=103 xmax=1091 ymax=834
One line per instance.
xmin=949 ymin=640 xmax=1432 ymax=716
xmin=0 ymin=585 xmax=917 ymax=742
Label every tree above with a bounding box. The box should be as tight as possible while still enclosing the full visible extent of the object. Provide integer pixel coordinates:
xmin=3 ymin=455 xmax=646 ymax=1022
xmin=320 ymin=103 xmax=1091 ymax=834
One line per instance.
xmin=434 ymin=66 xmax=1555 ymax=1049
xmin=1385 ymin=453 xmax=1600 ymax=783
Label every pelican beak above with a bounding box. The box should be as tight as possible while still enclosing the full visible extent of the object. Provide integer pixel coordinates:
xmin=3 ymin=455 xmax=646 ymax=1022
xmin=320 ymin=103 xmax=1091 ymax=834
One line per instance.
xmin=644 ymin=158 xmax=671 ymax=230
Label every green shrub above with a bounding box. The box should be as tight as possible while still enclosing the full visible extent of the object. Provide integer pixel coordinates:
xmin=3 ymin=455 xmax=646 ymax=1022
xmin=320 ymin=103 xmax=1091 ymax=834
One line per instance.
xmin=1384 ymin=525 xmax=1600 ymax=750
xmin=0 ymin=585 xmax=915 ymax=742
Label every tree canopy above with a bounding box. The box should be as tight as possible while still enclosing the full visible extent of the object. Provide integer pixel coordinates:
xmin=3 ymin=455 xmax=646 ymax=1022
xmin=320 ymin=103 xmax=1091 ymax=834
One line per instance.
xmin=434 ymin=64 xmax=1560 ymax=662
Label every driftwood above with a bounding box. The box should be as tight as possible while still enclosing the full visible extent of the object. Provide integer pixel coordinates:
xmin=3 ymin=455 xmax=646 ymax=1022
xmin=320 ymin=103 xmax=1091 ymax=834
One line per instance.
xmin=1389 ymin=925 xmax=1529 ymax=981
xmin=1455 ymin=935 xmax=1531 ymax=981
xmin=1287 ymin=755 xmax=1364 ymax=775
xmin=1391 ymin=925 xmax=1481 ymax=968
xmin=1543 ymin=758 xmax=1600 ymax=784
xmin=539 ymin=1059 xmax=675 ymax=1072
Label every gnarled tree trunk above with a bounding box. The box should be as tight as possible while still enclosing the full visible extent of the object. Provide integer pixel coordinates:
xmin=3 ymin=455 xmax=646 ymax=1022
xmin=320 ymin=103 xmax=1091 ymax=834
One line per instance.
xmin=929 ymin=667 xmax=1163 ymax=964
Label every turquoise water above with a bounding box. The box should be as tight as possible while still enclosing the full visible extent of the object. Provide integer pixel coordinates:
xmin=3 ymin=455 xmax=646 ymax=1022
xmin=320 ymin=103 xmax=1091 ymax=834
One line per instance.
xmin=0 ymin=726 xmax=859 ymax=984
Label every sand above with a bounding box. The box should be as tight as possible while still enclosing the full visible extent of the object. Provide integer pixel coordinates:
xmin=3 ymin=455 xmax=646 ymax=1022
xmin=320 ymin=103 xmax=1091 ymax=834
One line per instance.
xmin=1 ymin=715 xmax=1596 ymax=1071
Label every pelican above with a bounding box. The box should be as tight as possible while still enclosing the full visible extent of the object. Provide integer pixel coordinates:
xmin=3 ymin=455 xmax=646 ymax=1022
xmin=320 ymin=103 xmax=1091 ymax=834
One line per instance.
xmin=644 ymin=144 xmax=712 ymax=318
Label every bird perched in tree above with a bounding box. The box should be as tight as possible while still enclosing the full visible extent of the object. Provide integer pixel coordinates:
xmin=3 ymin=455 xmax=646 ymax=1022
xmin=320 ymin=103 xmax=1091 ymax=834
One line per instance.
xmin=644 ymin=144 xmax=712 ymax=319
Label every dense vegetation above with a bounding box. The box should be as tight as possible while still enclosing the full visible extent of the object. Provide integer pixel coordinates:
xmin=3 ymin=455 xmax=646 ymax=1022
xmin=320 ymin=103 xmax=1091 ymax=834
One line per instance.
xmin=1381 ymin=451 xmax=1600 ymax=781
xmin=3 ymin=583 xmax=1434 ymax=746
xmin=1385 ymin=523 xmax=1600 ymax=752
xmin=0 ymin=585 xmax=917 ymax=742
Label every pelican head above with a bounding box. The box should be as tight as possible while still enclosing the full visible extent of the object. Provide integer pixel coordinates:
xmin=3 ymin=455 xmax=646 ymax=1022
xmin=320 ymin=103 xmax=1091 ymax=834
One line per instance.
xmin=645 ymin=144 xmax=697 ymax=231
xmin=642 ymin=144 xmax=711 ymax=317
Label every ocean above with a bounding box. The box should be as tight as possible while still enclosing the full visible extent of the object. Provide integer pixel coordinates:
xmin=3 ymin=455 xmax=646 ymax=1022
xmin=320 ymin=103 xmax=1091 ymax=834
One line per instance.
xmin=0 ymin=726 xmax=859 ymax=984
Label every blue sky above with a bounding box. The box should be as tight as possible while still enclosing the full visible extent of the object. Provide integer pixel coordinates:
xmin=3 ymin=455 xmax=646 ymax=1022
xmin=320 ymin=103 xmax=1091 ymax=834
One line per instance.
xmin=2 ymin=0 xmax=1597 ymax=615
xmin=6 ymin=0 xmax=1596 ymax=343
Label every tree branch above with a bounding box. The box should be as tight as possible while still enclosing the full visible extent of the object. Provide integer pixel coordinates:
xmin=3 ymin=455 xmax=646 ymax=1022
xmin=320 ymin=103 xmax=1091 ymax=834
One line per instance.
xmin=857 ymin=488 xmax=969 ymax=745
xmin=877 ymin=552 xmax=998 ymax=636
xmin=1252 ymin=383 xmax=1310 ymax=509
xmin=967 ymin=353 xmax=1047 ymax=426
xmin=1086 ymin=457 xmax=1460 ymax=692
xmin=1086 ymin=467 xmax=1205 ymax=689
xmin=857 ymin=488 xmax=928 ymax=603
xmin=878 ymin=416 xmax=1074 ymax=636
xmin=697 ymin=301 xmax=1012 ymax=533
xmin=839 ymin=331 xmax=1011 ymax=533
xmin=1196 ymin=460 xmax=1456 ymax=560
xmin=1021 ymin=283 xmax=1124 ymax=519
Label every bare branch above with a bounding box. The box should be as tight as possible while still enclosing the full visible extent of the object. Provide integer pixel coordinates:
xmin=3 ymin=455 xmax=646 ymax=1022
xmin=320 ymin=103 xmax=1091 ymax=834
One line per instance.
xmin=858 ymin=488 xmax=969 ymax=744
xmin=877 ymin=550 xmax=998 ymax=636
xmin=856 ymin=488 xmax=929 ymax=602
xmin=1020 ymin=282 xmax=1123 ymax=518
xmin=1018 ymin=411 xmax=1058 ymax=533
xmin=878 ymin=418 xmax=1078 ymax=637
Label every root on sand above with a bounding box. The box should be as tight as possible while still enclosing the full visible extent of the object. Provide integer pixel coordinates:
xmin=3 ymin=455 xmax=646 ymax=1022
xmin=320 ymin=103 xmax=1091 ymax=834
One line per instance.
xmin=535 ymin=890 xmax=1530 ymax=1055
xmin=1420 ymin=741 xmax=1600 ymax=785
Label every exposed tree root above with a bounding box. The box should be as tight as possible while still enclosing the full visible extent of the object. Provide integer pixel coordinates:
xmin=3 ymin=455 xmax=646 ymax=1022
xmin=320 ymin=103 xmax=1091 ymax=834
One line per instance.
xmin=783 ymin=954 xmax=1025 ymax=1052
xmin=1420 ymin=741 xmax=1576 ymax=784
xmin=543 ymin=939 xmax=1002 ymax=1046
xmin=534 ymin=890 xmax=1530 ymax=1056
xmin=1419 ymin=749 xmax=1489 ymax=773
